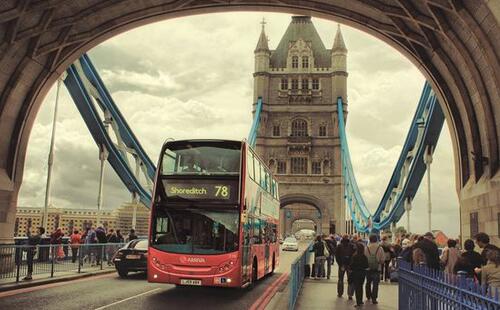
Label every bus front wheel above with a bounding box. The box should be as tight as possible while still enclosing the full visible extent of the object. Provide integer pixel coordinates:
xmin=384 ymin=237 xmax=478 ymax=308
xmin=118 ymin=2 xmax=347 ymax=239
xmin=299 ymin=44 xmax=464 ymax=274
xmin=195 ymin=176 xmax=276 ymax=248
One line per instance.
xmin=271 ymin=254 xmax=275 ymax=275
xmin=252 ymin=258 xmax=258 ymax=283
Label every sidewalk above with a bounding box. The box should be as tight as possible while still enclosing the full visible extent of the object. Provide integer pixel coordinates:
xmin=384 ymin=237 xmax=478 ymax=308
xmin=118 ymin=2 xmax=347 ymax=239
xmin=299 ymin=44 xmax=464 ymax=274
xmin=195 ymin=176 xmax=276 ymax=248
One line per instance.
xmin=294 ymin=265 xmax=398 ymax=310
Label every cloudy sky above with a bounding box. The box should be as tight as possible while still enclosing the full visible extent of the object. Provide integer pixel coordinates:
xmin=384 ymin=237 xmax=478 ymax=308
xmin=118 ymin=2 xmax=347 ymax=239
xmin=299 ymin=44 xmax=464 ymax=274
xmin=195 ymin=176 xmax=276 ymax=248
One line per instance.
xmin=19 ymin=12 xmax=460 ymax=237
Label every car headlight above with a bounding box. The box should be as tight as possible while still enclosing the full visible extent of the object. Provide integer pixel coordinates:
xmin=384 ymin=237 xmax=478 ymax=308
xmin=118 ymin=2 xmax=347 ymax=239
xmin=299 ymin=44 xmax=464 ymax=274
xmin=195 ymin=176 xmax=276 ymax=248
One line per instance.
xmin=217 ymin=260 xmax=235 ymax=273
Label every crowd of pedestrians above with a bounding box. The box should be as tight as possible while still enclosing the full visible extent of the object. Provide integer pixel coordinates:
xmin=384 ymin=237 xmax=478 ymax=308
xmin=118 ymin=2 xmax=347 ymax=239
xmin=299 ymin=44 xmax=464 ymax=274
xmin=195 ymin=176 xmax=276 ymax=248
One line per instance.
xmin=307 ymin=231 xmax=500 ymax=307
xmin=22 ymin=225 xmax=137 ymax=281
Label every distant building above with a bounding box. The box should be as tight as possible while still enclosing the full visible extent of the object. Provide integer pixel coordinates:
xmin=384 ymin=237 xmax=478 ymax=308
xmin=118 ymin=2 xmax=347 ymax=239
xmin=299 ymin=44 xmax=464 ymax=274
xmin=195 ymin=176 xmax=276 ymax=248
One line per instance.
xmin=14 ymin=203 xmax=149 ymax=237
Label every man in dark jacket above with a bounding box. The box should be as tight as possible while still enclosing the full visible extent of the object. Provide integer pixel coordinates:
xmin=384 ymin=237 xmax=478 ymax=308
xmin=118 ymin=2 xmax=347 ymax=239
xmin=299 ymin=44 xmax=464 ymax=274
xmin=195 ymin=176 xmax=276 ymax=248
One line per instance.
xmin=335 ymin=235 xmax=355 ymax=299
xmin=24 ymin=227 xmax=45 ymax=280
xmin=413 ymin=232 xmax=440 ymax=270
xmin=309 ymin=236 xmax=327 ymax=279
xmin=325 ymin=235 xmax=337 ymax=280
xmin=95 ymin=226 xmax=107 ymax=265
xmin=475 ymin=232 xmax=500 ymax=265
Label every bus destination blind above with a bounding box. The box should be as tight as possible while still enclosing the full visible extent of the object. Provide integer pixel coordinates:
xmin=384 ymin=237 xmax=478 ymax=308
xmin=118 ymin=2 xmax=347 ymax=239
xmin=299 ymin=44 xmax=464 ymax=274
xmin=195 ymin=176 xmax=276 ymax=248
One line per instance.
xmin=163 ymin=180 xmax=234 ymax=201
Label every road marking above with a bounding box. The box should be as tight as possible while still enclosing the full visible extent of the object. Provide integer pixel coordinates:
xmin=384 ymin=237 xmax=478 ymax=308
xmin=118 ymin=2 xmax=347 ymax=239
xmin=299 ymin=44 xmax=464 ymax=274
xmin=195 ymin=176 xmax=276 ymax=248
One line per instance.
xmin=94 ymin=288 xmax=161 ymax=310
xmin=0 ymin=273 xmax=115 ymax=298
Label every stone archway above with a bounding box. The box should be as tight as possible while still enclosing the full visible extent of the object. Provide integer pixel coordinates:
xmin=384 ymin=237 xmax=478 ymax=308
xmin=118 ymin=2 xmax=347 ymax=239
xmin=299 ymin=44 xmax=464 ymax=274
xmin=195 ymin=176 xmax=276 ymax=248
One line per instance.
xmin=0 ymin=1 xmax=499 ymax=243
xmin=280 ymin=194 xmax=330 ymax=236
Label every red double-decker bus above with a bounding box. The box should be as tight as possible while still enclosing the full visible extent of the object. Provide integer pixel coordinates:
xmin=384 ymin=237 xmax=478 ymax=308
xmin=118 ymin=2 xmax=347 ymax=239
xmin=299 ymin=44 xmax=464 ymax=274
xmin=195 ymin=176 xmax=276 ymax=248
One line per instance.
xmin=148 ymin=139 xmax=280 ymax=287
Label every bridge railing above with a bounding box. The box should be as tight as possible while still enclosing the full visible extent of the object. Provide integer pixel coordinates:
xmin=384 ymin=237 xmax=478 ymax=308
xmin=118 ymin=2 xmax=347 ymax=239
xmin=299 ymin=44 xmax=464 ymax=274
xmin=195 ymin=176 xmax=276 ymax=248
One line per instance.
xmin=0 ymin=243 xmax=125 ymax=284
xmin=288 ymin=243 xmax=312 ymax=310
xmin=398 ymin=259 xmax=500 ymax=309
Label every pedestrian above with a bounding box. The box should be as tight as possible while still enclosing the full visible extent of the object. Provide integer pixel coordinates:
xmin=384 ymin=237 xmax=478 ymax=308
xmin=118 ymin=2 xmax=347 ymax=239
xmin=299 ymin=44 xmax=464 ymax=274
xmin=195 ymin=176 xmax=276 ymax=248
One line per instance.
xmin=50 ymin=227 xmax=64 ymax=262
xmin=309 ymin=235 xmax=328 ymax=279
xmin=69 ymin=230 xmax=81 ymax=263
xmin=106 ymin=229 xmax=119 ymax=265
xmin=23 ymin=227 xmax=45 ymax=281
xmin=480 ymin=248 xmax=500 ymax=290
xmin=380 ymin=236 xmax=392 ymax=281
xmin=335 ymin=234 xmax=355 ymax=299
xmin=85 ymin=226 xmax=97 ymax=266
xmin=413 ymin=232 xmax=440 ymax=270
xmin=127 ymin=229 xmax=138 ymax=242
xmin=95 ymin=226 xmax=107 ymax=265
xmin=364 ymin=234 xmax=385 ymax=304
xmin=440 ymin=239 xmax=461 ymax=274
xmin=325 ymin=234 xmax=337 ymax=280
xmin=116 ymin=229 xmax=124 ymax=243
xmin=475 ymin=232 xmax=500 ymax=266
xmin=454 ymin=239 xmax=483 ymax=279
xmin=400 ymin=239 xmax=412 ymax=262
xmin=349 ymin=242 xmax=368 ymax=308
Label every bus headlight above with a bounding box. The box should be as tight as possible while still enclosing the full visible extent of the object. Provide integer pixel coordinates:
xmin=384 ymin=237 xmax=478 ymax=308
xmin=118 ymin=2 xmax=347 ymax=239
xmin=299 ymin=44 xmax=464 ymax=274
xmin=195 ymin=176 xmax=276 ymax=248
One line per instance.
xmin=217 ymin=261 xmax=235 ymax=273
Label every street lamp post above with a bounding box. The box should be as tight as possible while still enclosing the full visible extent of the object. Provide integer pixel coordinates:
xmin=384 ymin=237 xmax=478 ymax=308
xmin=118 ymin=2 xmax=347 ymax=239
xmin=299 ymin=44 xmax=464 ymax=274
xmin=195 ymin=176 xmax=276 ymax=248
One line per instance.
xmin=42 ymin=78 xmax=62 ymax=232
xmin=424 ymin=146 xmax=433 ymax=232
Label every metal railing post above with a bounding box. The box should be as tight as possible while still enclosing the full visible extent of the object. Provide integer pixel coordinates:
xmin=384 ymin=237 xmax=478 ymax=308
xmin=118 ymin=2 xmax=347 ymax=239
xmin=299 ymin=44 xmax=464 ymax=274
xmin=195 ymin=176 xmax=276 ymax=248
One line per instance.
xmin=50 ymin=245 xmax=55 ymax=278
xmin=100 ymin=245 xmax=104 ymax=270
xmin=78 ymin=244 xmax=82 ymax=273
xmin=15 ymin=247 xmax=20 ymax=283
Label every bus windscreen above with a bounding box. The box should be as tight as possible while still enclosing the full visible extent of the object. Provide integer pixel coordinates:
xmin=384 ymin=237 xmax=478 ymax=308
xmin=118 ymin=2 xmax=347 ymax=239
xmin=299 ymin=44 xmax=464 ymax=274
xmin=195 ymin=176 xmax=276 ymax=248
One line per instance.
xmin=152 ymin=207 xmax=239 ymax=255
xmin=162 ymin=142 xmax=241 ymax=176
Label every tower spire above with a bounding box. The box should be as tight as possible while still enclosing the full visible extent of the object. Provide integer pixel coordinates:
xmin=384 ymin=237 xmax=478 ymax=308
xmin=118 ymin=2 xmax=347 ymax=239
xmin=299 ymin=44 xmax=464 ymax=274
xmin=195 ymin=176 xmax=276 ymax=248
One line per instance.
xmin=255 ymin=18 xmax=270 ymax=52
xmin=332 ymin=24 xmax=347 ymax=53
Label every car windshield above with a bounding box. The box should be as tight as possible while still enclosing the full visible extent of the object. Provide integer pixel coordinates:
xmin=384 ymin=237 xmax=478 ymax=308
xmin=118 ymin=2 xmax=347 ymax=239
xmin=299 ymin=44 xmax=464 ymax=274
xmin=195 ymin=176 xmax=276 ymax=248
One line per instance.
xmin=162 ymin=142 xmax=241 ymax=176
xmin=284 ymin=237 xmax=297 ymax=243
xmin=152 ymin=207 xmax=239 ymax=255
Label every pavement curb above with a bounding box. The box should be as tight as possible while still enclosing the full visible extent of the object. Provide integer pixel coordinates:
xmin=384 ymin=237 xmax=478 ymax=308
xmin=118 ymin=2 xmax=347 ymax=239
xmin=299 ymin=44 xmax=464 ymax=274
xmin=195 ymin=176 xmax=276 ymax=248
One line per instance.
xmin=250 ymin=272 xmax=289 ymax=310
xmin=0 ymin=269 xmax=116 ymax=293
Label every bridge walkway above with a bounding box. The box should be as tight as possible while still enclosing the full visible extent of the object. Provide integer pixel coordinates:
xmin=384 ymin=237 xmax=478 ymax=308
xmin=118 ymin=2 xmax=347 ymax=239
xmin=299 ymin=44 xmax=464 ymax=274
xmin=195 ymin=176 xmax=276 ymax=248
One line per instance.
xmin=294 ymin=264 xmax=398 ymax=310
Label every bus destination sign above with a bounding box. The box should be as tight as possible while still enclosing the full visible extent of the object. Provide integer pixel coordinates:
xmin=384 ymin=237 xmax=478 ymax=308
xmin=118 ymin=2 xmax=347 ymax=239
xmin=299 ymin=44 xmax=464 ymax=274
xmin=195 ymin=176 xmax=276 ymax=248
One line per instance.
xmin=163 ymin=180 xmax=234 ymax=201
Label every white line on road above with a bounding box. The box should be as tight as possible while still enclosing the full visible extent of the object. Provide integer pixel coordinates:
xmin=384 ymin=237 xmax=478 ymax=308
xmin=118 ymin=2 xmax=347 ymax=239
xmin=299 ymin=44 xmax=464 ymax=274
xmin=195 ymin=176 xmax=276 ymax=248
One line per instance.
xmin=94 ymin=288 xmax=162 ymax=310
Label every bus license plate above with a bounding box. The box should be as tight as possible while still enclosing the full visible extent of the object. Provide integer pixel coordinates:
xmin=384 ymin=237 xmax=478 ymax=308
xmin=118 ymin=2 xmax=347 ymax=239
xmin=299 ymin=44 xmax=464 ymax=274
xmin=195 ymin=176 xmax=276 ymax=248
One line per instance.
xmin=181 ymin=279 xmax=202 ymax=286
xmin=126 ymin=254 xmax=141 ymax=259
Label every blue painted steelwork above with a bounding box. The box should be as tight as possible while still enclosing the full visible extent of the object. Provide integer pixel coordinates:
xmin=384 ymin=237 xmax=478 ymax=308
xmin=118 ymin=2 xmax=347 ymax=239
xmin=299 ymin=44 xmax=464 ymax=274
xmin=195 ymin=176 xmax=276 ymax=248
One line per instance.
xmin=398 ymin=259 xmax=499 ymax=309
xmin=288 ymin=243 xmax=312 ymax=310
xmin=337 ymin=82 xmax=445 ymax=232
xmin=248 ymin=97 xmax=263 ymax=148
xmin=64 ymin=55 xmax=153 ymax=207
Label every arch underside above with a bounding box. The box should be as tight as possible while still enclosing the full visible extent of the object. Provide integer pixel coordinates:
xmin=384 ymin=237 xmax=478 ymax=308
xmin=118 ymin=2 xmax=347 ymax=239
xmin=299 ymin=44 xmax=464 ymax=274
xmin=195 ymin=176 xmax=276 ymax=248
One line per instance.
xmin=0 ymin=0 xmax=498 ymax=242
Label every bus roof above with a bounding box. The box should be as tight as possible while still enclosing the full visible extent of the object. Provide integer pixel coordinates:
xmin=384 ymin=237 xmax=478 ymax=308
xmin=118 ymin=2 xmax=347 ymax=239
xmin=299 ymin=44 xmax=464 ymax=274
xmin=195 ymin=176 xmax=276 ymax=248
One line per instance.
xmin=162 ymin=139 xmax=244 ymax=148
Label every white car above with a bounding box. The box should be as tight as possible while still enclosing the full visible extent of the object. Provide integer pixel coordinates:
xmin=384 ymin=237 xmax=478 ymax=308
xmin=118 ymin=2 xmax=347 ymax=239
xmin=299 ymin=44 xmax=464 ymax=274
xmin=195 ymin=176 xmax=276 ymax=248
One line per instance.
xmin=282 ymin=237 xmax=299 ymax=251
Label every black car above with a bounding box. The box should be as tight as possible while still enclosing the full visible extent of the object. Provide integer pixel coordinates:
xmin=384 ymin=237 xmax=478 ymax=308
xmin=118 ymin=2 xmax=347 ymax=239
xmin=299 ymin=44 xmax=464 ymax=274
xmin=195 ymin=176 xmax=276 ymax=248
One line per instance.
xmin=113 ymin=239 xmax=148 ymax=278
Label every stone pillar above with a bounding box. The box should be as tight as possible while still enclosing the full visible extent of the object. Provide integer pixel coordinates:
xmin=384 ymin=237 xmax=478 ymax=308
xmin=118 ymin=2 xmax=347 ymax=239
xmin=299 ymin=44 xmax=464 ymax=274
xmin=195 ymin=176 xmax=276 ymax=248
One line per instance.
xmin=459 ymin=172 xmax=500 ymax=246
xmin=0 ymin=176 xmax=18 ymax=244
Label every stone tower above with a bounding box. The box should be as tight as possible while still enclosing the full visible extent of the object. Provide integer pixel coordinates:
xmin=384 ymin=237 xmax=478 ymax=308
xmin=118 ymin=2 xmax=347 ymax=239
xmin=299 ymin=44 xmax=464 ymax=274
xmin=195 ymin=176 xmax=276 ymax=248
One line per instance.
xmin=253 ymin=16 xmax=348 ymax=235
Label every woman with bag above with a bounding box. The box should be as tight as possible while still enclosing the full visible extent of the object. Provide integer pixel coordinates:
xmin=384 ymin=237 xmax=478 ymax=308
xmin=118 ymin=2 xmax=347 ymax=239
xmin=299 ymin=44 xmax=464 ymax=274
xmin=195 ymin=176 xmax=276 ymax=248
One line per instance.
xmin=349 ymin=242 xmax=369 ymax=307
xmin=309 ymin=235 xmax=329 ymax=279
xmin=440 ymin=239 xmax=460 ymax=274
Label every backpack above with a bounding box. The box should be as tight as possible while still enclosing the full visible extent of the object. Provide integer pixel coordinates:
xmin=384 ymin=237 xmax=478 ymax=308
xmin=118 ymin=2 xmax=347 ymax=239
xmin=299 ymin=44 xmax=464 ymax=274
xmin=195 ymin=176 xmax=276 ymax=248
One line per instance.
xmin=367 ymin=246 xmax=382 ymax=270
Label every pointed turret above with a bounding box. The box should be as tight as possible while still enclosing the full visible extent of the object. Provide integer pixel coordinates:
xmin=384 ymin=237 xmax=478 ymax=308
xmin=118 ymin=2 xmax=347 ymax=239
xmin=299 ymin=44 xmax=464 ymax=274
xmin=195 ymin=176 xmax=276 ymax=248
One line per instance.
xmin=254 ymin=18 xmax=271 ymax=102
xmin=255 ymin=22 xmax=270 ymax=53
xmin=331 ymin=24 xmax=348 ymax=105
xmin=332 ymin=24 xmax=347 ymax=53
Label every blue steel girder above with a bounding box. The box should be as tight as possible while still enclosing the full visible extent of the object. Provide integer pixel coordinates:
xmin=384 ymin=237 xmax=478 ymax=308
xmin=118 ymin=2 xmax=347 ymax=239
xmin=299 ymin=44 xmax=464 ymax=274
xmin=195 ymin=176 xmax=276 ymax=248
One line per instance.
xmin=337 ymin=81 xmax=445 ymax=232
xmin=248 ymin=97 xmax=263 ymax=148
xmin=64 ymin=62 xmax=152 ymax=207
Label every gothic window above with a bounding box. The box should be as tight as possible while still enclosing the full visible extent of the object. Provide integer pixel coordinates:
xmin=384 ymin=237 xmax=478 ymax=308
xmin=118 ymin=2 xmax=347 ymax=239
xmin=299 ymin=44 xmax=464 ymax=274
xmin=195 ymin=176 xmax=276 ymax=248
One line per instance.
xmin=272 ymin=125 xmax=280 ymax=136
xmin=291 ymin=119 xmax=308 ymax=136
xmin=312 ymin=161 xmax=322 ymax=174
xmin=291 ymin=79 xmax=299 ymax=90
xmin=280 ymin=79 xmax=288 ymax=90
xmin=470 ymin=212 xmax=478 ymax=238
xmin=312 ymin=78 xmax=320 ymax=90
xmin=301 ymin=79 xmax=309 ymax=90
xmin=292 ymin=56 xmax=299 ymax=68
xmin=302 ymin=56 xmax=309 ymax=68
xmin=319 ymin=125 xmax=327 ymax=136
xmin=291 ymin=157 xmax=308 ymax=174
xmin=277 ymin=161 xmax=286 ymax=174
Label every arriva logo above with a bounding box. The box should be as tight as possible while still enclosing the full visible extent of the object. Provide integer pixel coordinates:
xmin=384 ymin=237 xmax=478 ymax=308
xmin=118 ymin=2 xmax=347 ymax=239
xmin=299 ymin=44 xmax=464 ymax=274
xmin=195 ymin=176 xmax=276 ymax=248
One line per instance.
xmin=187 ymin=257 xmax=206 ymax=263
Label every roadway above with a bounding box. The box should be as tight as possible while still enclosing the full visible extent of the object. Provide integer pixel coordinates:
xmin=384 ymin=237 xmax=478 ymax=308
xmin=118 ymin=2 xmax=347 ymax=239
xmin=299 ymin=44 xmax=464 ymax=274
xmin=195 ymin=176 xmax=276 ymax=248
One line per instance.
xmin=0 ymin=242 xmax=309 ymax=310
